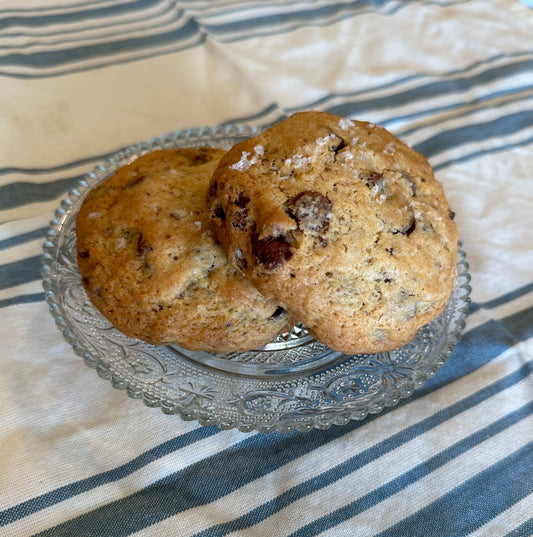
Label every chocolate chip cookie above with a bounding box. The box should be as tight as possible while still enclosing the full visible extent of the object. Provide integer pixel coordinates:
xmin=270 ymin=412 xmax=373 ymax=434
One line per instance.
xmin=207 ymin=111 xmax=459 ymax=354
xmin=77 ymin=148 xmax=291 ymax=352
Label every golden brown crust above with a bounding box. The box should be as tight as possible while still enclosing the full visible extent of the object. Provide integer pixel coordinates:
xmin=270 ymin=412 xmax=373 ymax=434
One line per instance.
xmin=207 ymin=111 xmax=459 ymax=354
xmin=76 ymin=148 xmax=290 ymax=352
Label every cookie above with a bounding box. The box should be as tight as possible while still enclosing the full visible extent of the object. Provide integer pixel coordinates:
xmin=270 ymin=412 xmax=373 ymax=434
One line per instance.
xmin=207 ymin=111 xmax=459 ymax=354
xmin=76 ymin=148 xmax=291 ymax=352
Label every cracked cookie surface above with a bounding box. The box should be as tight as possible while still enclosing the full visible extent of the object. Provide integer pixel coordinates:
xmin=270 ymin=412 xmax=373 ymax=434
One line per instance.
xmin=207 ymin=111 xmax=459 ymax=353
xmin=76 ymin=148 xmax=290 ymax=351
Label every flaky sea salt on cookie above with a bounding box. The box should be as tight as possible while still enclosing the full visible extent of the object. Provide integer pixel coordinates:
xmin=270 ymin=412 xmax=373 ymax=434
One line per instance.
xmin=76 ymin=148 xmax=291 ymax=352
xmin=207 ymin=111 xmax=459 ymax=354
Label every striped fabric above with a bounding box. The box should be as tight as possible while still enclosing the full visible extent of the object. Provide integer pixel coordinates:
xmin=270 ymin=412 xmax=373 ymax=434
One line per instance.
xmin=1 ymin=0 xmax=532 ymax=535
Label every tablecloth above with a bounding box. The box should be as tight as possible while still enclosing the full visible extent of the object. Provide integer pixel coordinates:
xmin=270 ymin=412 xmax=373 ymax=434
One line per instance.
xmin=1 ymin=0 xmax=532 ymax=535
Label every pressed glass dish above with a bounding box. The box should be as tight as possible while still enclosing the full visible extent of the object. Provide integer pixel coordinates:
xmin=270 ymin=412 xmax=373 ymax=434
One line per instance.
xmin=41 ymin=126 xmax=471 ymax=434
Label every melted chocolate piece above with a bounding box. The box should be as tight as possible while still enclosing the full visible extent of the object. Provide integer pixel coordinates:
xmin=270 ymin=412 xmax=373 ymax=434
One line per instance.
xmin=125 ymin=174 xmax=147 ymax=189
xmin=181 ymin=147 xmax=212 ymax=165
xmin=392 ymin=214 xmax=416 ymax=236
xmin=288 ymin=190 xmax=332 ymax=233
xmin=136 ymin=233 xmax=152 ymax=257
xmin=331 ymin=136 xmax=346 ymax=154
xmin=231 ymin=192 xmax=250 ymax=230
xmin=252 ymin=235 xmax=292 ymax=270
xmin=270 ymin=306 xmax=286 ymax=318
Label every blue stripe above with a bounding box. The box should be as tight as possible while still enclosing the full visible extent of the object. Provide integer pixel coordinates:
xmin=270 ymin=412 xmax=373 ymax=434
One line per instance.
xmin=0 ymin=152 xmax=113 ymax=177
xmin=202 ymin=0 xmax=470 ymax=41
xmin=504 ymin=517 xmax=533 ymax=537
xmin=289 ymin=409 xmax=533 ymax=537
xmin=4 ymin=79 xmax=531 ymax=212
xmin=434 ymin=132 xmax=533 ymax=171
xmin=193 ymin=365 xmax=533 ymax=537
xmin=225 ymin=54 xmax=533 ymax=132
xmin=0 ymin=0 xmax=162 ymax=30
xmin=0 ymin=0 xmax=471 ymax=78
xmin=321 ymin=56 xmax=533 ymax=123
xmin=0 ymin=24 xmax=206 ymax=79
xmin=0 ymin=255 xmax=42 ymax=290
xmin=0 ymin=15 xmax=197 ymax=70
xmin=0 ymin=425 xmax=220 ymax=527
xmin=469 ymin=282 xmax=533 ymax=314
xmin=327 ymin=69 xmax=533 ymax=138
xmin=0 ymin=292 xmax=45 ymax=308
xmin=0 ymin=2 xmax=177 ymax=51
xmin=413 ymin=110 xmax=533 ymax=159
xmin=11 ymin=307 xmax=532 ymax=535
xmin=291 ymin=49 xmax=533 ymax=112
xmin=0 ymin=176 xmax=83 ymax=211
xmin=375 ymin=441 xmax=533 ymax=537
xmin=0 ymin=227 xmax=47 ymax=250
xmin=0 ymin=0 xmax=133 ymax=15
xmin=30 ymin=366 xmax=533 ymax=537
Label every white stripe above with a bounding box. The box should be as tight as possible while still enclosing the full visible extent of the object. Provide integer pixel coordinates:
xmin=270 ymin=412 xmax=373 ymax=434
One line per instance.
xmin=0 ymin=213 xmax=51 ymax=241
xmin=0 ymin=0 xmax=178 ymax=48
xmin=0 ymin=198 xmax=69 ymax=225
xmin=136 ymin=349 xmax=531 ymax=537
xmin=467 ymin=294 xmax=533 ymax=333
xmin=0 ymin=281 xmax=43 ymax=304
xmin=0 ymin=30 xmax=202 ymax=77
xmin=405 ymin=91 xmax=533 ymax=147
xmin=0 ymin=237 xmax=44 ymax=264
xmin=3 ymin=427 xmax=248 ymax=537
xmin=467 ymin=493 xmax=533 ymax=536
xmin=0 ymin=0 xmax=135 ymax=19
xmin=0 ymin=2 xmax=183 ymax=57
xmin=275 ymin=416 xmax=533 ymax=537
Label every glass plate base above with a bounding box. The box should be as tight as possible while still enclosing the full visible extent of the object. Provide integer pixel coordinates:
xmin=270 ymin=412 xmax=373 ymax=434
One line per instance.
xmin=42 ymin=126 xmax=471 ymax=434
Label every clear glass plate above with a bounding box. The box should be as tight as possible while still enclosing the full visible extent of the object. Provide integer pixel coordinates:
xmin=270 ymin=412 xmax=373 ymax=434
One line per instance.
xmin=41 ymin=126 xmax=472 ymax=434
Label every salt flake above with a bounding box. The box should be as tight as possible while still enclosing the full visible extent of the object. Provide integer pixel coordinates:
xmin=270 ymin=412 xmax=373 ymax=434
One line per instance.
xmin=339 ymin=117 xmax=355 ymax=130
xmin=316 ymin=134 xmax=335 ymax=146
xmin=383 ymin=142 xmax=395 ymax=155
xmin=230 ymin=146 xmax=264 ymax=171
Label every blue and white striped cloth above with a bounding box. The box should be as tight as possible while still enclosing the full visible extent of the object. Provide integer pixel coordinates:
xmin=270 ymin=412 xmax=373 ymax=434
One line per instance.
xmin=1 ymin=1 xmax=532 ymax=535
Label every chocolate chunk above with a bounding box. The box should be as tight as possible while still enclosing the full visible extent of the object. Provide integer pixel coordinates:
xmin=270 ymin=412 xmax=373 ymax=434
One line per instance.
xmin=136 ymin=233 xmax=152 ymax=256
xmin=180 ymin=148 xmax=212 ymax=165
xmin=448 ymin=210 xmax=456 ymax=220
xmin=252 ymin=235 xmax=292 ymax=270
xmin=331 ymin=136 xmax=346 ymax=154
xmin=288 ymin=190 xmax=332 ymax=233
xmin=212 ymin=204 xmax=226 ymax=221
xmin=392 ymin=214 xmax=416 ymax=236
xmin=405 ymin=218 xmax=416 ymax=236
xmin=235 ymin=192 xmax=250 ymax=208
xmin=125 ymin=174 xmax=147 ymax=189
xmin=78 ymin=249 xmax=90 ymax=259
xmin=231 ymin=192 xmax=250 ymax=229
xmin=270 ymin=306 xmax=286 ymax=319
